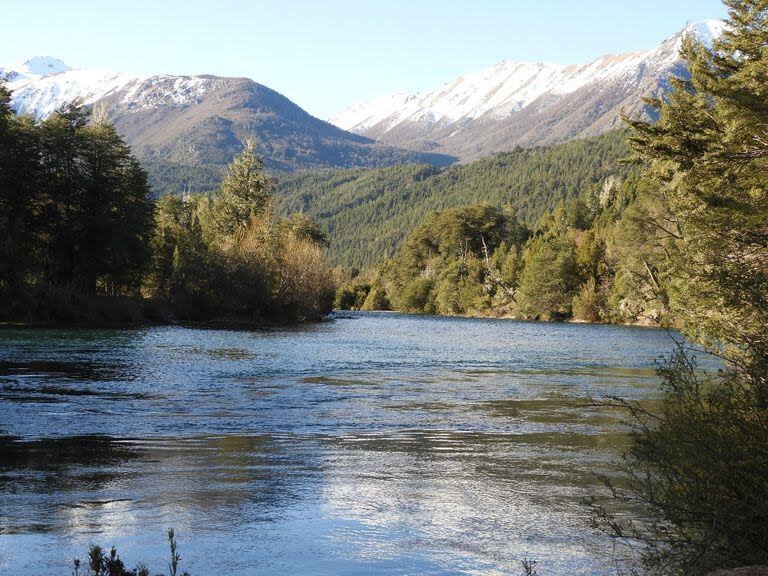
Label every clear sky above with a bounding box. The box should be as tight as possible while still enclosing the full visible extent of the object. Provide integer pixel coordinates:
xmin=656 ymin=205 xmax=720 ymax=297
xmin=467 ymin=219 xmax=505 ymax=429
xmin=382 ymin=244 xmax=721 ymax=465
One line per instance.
xmin=4 ymin=0 xmax=728 ymax=119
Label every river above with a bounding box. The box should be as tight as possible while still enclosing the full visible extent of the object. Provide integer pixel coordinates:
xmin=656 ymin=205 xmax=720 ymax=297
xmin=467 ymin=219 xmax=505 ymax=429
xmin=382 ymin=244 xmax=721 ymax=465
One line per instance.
xmin=0 ymin=312 xmax=695 ymax=575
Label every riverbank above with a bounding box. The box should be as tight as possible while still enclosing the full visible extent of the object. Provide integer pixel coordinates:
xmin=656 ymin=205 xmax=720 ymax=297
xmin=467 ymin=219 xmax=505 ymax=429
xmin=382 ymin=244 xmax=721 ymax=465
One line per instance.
xmin=339 ymin=306 xmax=667 ymax=328
xmin=2 ymin=290 xmax=331 ymax=330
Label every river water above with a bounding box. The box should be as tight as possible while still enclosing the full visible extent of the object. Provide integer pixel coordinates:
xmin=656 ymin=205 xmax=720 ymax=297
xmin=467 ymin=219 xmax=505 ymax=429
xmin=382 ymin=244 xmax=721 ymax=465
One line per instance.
xmin=0 ymin=312 xmax=692 ymax=575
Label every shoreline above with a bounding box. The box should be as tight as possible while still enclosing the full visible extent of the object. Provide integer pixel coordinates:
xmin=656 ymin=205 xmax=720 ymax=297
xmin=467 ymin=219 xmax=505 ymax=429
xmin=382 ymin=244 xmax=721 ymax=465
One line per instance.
xmin=335 ymin=308 xmax=668 ymax=329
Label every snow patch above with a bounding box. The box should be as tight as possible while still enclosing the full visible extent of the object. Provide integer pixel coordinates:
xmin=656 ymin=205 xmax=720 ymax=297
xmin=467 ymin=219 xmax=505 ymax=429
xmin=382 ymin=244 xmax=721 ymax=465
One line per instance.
xmin=2 ymin=57 xmax=213 ymax=120
xmin=21 ymin=56 xmax=70 ymax=77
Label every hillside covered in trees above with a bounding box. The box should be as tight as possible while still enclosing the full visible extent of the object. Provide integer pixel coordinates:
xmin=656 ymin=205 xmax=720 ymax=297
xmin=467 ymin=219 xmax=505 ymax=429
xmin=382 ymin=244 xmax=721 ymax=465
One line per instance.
xmin=275 ymin=130 xmax=633 ymax=268
xmin=0 ymin=85 xmax=334 ymax=325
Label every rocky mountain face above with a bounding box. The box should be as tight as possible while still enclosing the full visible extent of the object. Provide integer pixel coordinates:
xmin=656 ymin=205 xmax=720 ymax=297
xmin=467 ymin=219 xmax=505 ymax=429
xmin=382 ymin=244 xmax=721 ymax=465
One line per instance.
xmin=0 ymin=57 xmax=455 ymax=190
xmin=330 ymin=21 xmax=725 ymax=160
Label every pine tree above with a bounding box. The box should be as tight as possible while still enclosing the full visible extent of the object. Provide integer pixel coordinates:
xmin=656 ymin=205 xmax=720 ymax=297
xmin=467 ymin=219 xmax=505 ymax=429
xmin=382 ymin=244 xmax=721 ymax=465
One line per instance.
xmin=211 ymin=138 xmax=272 ymax=236
xmin=626 ymin=0 xmax=768 ymax=367
xmin=590 ymin=3 xmax=768 ymax=573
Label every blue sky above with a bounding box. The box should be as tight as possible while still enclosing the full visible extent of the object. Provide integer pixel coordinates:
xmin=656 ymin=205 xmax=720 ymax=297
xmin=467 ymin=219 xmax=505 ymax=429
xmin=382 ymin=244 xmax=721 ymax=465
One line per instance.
xmin=6 ymin=0 xmax=727 ymax=118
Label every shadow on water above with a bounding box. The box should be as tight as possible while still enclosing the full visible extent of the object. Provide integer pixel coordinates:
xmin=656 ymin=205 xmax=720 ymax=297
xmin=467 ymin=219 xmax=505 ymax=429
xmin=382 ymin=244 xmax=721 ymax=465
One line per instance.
xmin=0 ymin=360 xmax=121 ymax=382
xmin=0 ymin=359 xmax=153 ymax=404
xmin=0 ymin=433 xmax=316 ymax=535
xmin=0 ymin=434 xmax=139 ymax=468
xmin=0 ymin=435 xmax=142 ymax=533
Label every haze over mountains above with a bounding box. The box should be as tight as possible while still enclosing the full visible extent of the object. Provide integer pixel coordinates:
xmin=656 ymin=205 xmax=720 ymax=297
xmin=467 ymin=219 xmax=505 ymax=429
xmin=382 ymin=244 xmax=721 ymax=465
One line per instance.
xmin=330 ymin=20 xmax=725 ymax=160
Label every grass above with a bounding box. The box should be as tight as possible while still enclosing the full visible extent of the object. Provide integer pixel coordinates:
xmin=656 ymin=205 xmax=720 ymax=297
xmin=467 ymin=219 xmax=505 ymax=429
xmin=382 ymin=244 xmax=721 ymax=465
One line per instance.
xmin=71 ymin=528 xmax=189 ymax=576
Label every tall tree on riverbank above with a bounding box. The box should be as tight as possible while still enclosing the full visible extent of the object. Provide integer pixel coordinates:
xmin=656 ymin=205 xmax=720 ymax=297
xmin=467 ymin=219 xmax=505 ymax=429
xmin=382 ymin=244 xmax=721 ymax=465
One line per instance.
xmin=0 ymin=85 xmax=42 ymax=302
xmin=626 ymin=0 xmax=768 ymax=368
xmin=0 ymin=94 xmax=153 ymax=316
xmin=591 ymin=1 xmax=768 ymax=573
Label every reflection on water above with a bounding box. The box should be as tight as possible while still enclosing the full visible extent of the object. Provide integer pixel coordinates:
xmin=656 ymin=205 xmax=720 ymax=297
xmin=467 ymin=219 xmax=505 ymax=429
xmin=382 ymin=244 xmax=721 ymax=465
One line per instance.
xmin=0 ymin=313 xmax=713 ymax=575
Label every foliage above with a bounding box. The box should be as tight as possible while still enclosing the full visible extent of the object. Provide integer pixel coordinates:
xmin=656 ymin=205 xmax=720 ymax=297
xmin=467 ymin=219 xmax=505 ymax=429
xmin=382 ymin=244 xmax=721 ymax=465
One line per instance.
xmin=0 ymin=89 xmax=335 ymax=324
xmin=275 ymin=130 xmax=633 ymax=268
xmin=372 ymin=171 xmax=669 ymax=323
xmin=72 ymin=527 xmax=190 ymax=576
xmin=589 ymin=349 xmax=768 ymax=575
xmin=515 ymin=236 xmax=579 ymax=320
xmin=209 ymin=139 xmax=272 ymax=237
xmin=373 ymin=204 xmax=529 ymax=316
xmin=0 ymin=93 xmax=153 ymax=320
xmin=624 ymin=0 xmax=768 ymax=368
xmin=144 ymin=143 xmax=335 ymax=322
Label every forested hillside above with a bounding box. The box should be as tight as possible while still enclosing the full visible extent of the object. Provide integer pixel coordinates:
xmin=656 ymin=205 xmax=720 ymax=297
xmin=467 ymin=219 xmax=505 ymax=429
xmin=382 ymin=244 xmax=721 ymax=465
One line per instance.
xmin=276 ymin=130 xmax=632 ymax=267
xmin=336 ymin=174 xmax=666 ymax=325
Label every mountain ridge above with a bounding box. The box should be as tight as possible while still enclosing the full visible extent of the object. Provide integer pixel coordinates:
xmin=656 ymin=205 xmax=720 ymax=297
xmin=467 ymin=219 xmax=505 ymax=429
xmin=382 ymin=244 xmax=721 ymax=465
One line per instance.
xmin=0 ymin=58 xmax=456 ymax=187
xmin=329 ymin=20 xmax=725 ymax=159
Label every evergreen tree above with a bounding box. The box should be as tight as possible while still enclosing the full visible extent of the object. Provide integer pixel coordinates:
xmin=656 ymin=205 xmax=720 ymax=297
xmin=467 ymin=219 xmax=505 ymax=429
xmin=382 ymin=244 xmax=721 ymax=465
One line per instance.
xmin=626 ymin=0 xmax=768 ymax=367
xmin=211 ymin=138 xmax=272 ymax=236
xmin=515 ymin=237 xmax=579 ymax=320
xmin=591 ymin=3 xmax=768 ymax=573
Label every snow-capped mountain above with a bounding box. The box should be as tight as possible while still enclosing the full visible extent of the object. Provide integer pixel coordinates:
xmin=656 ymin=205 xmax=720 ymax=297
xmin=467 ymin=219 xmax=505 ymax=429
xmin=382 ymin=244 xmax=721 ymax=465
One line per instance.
xmin=0 ymin=58 xmax=454 ymax=187
xmin=0 ymin=57 xmax=220 ymax=120
xmin=330 ymin=20 xmax=725 ymax=159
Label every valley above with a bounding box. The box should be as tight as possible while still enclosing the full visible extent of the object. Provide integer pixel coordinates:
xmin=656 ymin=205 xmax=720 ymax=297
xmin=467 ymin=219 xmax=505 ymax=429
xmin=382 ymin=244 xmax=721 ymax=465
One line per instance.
xmin=1 ymin=3 xmax=766 ymax=575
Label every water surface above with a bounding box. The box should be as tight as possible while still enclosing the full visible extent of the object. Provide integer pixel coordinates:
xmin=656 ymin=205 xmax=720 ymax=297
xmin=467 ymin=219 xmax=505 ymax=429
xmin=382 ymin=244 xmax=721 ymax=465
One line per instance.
xmin=0 ymin=313 xmax=696 ymax=575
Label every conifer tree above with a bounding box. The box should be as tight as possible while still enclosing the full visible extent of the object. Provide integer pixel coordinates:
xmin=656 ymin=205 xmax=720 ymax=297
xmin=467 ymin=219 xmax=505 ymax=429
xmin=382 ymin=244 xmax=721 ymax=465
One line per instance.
xmin=211 ymin=138 xmax=272 ymax=236
xmin=591 ymin=3 xmax=768 ymax=573
xmin=626 ymin=0 xmax=768 ymax=367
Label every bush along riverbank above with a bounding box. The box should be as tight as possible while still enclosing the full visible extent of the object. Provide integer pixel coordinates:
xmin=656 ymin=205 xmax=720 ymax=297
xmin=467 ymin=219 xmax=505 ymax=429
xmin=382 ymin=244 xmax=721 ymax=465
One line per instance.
xmin=0 ymin=88 xmax=334 ymax=326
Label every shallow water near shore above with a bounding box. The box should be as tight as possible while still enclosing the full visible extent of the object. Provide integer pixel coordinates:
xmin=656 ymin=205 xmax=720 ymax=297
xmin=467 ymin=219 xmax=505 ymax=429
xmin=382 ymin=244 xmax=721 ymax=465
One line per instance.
xmin=0 ymin=312 xmax=712 ymax=575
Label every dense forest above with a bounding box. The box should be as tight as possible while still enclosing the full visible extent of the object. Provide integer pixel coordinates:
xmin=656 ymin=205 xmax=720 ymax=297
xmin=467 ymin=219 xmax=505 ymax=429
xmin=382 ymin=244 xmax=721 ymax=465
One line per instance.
xmin=0 ymin=88 xmax=334 ymax=324
xmin=276 ymin=129 xmax=633 ymax=267
xmin=335 ymin=173 xmax=668 ymax=325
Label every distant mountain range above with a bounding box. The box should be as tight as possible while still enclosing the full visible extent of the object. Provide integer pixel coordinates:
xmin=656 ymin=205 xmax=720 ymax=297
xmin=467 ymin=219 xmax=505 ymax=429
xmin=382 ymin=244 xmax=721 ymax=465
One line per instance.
xmin=0 ymin=57 xmax=455 ymax=193
xmin=1 ymin=20 xmax=723 ymax=196
xmin=330 ymin=21 xmax=725 ymax=160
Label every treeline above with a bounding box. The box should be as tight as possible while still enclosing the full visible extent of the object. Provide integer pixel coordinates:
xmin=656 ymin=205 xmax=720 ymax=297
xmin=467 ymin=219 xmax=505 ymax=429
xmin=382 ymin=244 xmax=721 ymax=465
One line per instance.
xmin=337 ymin=173 xmax=667 ymax=325
xmin=0 ymin=86 xmax=334 ymax=324
xmin=276 ymin=129 xmax=632 ymax=268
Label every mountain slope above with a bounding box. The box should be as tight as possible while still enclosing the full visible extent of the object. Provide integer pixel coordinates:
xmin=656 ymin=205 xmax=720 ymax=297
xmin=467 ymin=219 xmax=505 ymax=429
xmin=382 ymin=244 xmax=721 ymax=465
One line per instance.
xmin=276 ymin=130 xmax=632 ymax=268
xmin=330 ymin=21 xmax=725 ymax=160
xmin=0 ymin=58 xmax=456 ymax=193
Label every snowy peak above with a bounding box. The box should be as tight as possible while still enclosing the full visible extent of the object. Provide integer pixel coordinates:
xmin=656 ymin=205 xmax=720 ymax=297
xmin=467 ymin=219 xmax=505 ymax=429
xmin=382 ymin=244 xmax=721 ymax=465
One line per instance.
xmin=0 ymin=56 xmax=70 ymax=84
xmin=0 ymin=59 xmax=228 ymax=120
xmin=329 ymin=19 xmax=726 ymax=143
xmin=327 ymin=19 xmax=727 ymax=157
xmin=682 ymin=19 xmax=727 ymax=46
xmin=21 ymin=56 xmax=70 ymax=77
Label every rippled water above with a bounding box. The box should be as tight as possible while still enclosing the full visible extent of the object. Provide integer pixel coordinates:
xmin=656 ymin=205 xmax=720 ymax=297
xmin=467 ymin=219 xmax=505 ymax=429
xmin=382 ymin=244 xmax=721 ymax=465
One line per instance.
xmin=0 ymin=312 xmax=696 ymax=575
